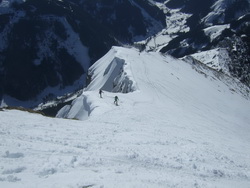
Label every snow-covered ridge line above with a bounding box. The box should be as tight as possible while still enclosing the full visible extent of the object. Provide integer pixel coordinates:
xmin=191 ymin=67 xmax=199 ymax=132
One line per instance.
xmin=1 ymin=45 xmax=250 ymax=187
xmin=57 ymin=47 xmax=139 ymax=120
xmin=203 ymin=24 xmax=230 ymax=42
xmin=183 ymin=55 xmax=250 ymax=100
xmin=86 ymin=47 xmax=138 ymax=93
xmin=185 ymin=48 xmax=231 ymax=74
xmin=57 ymin=46 xmax=250 ymax=121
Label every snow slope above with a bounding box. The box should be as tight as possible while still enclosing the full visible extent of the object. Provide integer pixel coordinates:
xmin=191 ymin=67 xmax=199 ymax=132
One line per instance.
xmin=1 ymin=47 xmax=250 ymax=188
xmin=203 ymin=24 xmax=230 ymax=42
xmin=183 ymin=48 xmax=231 ymax=74
xmin=202 ymin=0 xmax=249 ymax=25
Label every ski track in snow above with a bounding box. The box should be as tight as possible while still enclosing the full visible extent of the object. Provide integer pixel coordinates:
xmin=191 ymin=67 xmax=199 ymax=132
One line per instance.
xmin=1 ymin=108 xmax=250 ymax=188
xmin=1 ymin=47 xmax=250 ymax=188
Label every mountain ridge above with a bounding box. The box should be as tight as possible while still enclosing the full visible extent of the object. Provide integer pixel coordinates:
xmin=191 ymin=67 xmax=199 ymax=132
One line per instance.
xmin=56 ymin=46 xmax=250 ymax=120
xmin=1 ymin=26 xmax=250 ymax=188
xmin=0 ymin=0 xmax=166 ymax=106
xmin=0 ymin=0 xmax=249 ymax=108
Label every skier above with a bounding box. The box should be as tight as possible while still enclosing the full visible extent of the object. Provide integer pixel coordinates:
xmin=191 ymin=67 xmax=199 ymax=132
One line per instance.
xmin=114 ymin=96 xmax=119 ymax=106
xmin=99 ymin=89 xmax=104 ymax=98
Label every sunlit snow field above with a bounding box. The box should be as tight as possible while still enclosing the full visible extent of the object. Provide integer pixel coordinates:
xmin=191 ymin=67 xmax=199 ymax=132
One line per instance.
xmin=1 ymin=47 xmax=250 ymax=188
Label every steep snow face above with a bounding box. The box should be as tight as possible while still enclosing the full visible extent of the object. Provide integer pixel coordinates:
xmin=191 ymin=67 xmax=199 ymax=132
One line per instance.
xmin=57 ymin=46 xmax=250 ymax=122
xmin=183 ymin=48 xmax=231 ymax=74
xmin=203 ymin=24 xmax=230 ymax=42
xmin=137 ymin=1 xmax=191 ymax=52
xmin=1 ymin=46 xmax=250 ymax=188
xmin=205 ymin=0 xmax=235 ymax=24
xmin=151 ymin=0 xmax=250 ymax=88
xmin=86 ymin=48 xmax=137 ymax=93
xmin=57 ymin=47 xmax=140 ymax=120
xmin=202 ymin=0 xmax=250 ymax=25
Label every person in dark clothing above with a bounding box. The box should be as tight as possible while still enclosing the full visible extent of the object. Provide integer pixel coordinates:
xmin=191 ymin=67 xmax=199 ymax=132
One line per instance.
xmin=99 ymin=89 xmax=104 ymax=98
xmin=114 ymin=96 xmax=119 ymax=106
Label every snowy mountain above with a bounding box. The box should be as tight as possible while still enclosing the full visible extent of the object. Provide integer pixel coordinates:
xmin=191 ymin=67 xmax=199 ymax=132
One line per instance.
xmin=0 ymin=0 xmax=249 ymax=108
xmin=135 ymin=0 xmax=250 ymax=88
xmin=1 ymin=1 xmax=250 ymax=186
xmin=156 ymin=0 xmax=250 ymax=87
xmin=56 ymin=46 xmax=249 ymax=120
xmin=0 ymin=0 xmax=165 ymax=106
xmin=80 ymin=0 xmax=166 ymax=42
xmin=1 ymin=46 xmax=250 ymax=188
xmin=0 ymin=0 xmax=115 ymax=104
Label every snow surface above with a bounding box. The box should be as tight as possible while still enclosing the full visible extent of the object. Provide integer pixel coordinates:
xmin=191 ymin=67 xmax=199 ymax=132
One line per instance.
xmin=184 ymin=48 xmax=231 ymax=75
xmin=142 ymin=31 xmax=175 ymax=52
xmin=201 ymin=0 xmax=249 ymax=26
xmin=1 ymin=47 xmax=250 ymax=188
xmin=136 ymin=2 xmax=191 ymax=52
xmin=165 ymin=8 xmax=191 ymax=34
xmin=203 ymin=24 xmax=230 ymax=42
xmin=154 ymin=2 xmax=191 ymax=35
